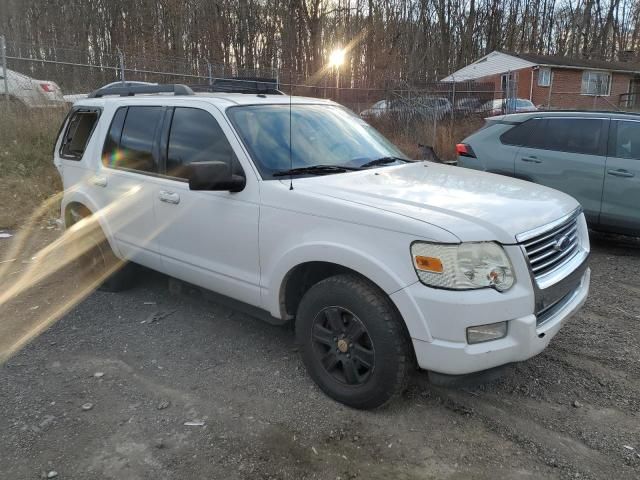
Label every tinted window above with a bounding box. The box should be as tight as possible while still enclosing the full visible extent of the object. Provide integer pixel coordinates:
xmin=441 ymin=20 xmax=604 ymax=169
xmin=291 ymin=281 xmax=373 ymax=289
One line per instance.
xmin=613 ymin=121 xmax=640 ymax=160
xmin=102 ymin=107 xmax=127 ymax=167
xmin=166 ymin=108 xmax=237 ymax=179
xmin=500 ymin=118 xmax=544 ymax=147
xmin=104 ymin=106 xmax=163 ymax=172
xmin=542 ymin=118 xmax=604 ymax=156
xmin=60 ymin=110 xmax=99 ymax=160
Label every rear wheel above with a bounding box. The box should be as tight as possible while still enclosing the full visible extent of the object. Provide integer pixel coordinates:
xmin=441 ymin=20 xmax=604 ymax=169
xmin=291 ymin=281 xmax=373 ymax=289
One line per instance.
xmin=296 ymin=274 xmax=412 ymax=409
xmin=68 ymin=206 xmax=137 ymax=292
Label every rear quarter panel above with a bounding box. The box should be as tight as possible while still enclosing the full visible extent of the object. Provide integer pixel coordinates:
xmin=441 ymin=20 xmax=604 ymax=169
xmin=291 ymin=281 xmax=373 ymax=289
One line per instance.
xmin=458 ymin=122 xmax=520 ymax=176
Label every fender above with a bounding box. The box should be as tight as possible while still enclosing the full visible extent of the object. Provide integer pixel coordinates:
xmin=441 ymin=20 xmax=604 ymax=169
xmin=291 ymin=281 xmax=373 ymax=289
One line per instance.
xmin=264 ymin=241 xmax=415 ymax=316
xmin=264 ymin=241 xmax=434 ymax=342
xmin=61 ymin=189 xmax=123 ymax=259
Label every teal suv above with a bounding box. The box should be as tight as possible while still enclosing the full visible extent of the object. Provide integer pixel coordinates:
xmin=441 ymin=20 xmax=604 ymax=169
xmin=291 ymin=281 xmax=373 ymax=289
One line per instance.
xmin=457 ymin=111 xmax=640 ymax=236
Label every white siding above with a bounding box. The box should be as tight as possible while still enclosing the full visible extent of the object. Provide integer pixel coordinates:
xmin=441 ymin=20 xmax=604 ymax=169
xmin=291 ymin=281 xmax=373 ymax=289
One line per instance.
xmin=441 ymin=51 xmax=536 ymax=82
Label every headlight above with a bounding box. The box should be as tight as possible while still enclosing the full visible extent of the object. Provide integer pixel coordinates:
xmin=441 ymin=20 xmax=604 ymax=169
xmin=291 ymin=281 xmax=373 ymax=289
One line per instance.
xmin=411 ymin=241 xmax=515 ymax=291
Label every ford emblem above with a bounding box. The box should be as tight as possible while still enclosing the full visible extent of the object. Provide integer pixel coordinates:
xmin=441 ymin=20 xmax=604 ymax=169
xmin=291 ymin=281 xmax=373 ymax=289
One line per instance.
xmin=553 ymin=234 xmax=571 ymax=252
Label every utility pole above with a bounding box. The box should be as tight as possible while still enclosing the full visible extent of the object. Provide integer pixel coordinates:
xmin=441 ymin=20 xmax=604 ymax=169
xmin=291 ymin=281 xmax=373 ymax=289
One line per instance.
xmin=117 ymin=47 xmax=125 ymax=84
xmin=1 ymin=35 xmax=8 ymax=104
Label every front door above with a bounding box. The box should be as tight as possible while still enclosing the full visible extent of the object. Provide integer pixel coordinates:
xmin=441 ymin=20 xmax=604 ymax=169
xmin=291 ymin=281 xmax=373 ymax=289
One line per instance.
xmin=152 ymin=104 xmax=262 ymax=307
xmin=600 ymin=119 xmax=640 ymax=234
xmin=515 ymin=116 xmax=608 ymax=224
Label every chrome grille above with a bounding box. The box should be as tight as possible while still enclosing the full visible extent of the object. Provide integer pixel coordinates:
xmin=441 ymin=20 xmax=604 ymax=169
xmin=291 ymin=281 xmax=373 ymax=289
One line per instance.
xmin=521 ymin=213 xmax=580 ymax=279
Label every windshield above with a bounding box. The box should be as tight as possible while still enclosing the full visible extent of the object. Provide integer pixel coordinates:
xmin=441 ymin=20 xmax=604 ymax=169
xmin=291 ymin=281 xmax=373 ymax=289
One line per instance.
xmin=227 ymin=104 xmax=408 ymax=179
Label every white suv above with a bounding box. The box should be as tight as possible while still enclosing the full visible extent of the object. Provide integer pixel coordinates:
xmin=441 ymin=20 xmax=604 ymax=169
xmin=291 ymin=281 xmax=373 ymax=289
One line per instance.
xmin=54 ymin=84 xmax=590 ymax=409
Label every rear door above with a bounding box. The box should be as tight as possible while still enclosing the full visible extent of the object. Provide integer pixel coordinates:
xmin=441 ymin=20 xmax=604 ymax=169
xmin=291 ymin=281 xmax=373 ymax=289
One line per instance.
xmin=600 ymin=119 xmax=640 ymax=234
xmin=96 ymin=105 xmax=165 ymax=270
xmin=515 ymin=116 xmax=608 ymax=224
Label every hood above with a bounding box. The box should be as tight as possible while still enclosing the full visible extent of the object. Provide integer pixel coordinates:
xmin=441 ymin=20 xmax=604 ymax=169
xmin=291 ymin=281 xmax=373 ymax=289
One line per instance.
xmin=296 ymin=162 xmax=579 ymax=243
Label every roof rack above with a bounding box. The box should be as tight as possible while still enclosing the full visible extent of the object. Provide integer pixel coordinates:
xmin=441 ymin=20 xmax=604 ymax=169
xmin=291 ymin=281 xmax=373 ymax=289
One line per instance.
xmin=537 ymin=109 xmax=638 ymax=115
xmin=190 ymin=77 xmax=283 ymax=95
xmin=88 ymin=83 xmax=194 ymax=98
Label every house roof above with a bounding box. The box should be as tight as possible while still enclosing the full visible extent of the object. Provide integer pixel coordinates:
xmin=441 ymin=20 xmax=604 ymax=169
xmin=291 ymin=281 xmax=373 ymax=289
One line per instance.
xmin=441 ymin=51 xmax=536 ymax=82
xmin=508 ymin=52 xmax=640 ymax=73
xmin=441 ymin=50 xmax=640 ymax=82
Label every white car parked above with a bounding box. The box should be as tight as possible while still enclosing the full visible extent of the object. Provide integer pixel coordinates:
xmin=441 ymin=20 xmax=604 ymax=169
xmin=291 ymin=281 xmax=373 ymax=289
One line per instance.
xmin=54 ymin=84 xmax=590 ymax=408
xmin=0 ymin=67 xmax=65 ymax=108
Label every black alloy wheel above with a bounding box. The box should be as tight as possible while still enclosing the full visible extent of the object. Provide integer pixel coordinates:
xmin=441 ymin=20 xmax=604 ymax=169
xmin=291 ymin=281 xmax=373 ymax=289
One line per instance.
xmin=297 ymin=274 xmax=412 ymax=409
xmin=311 ymin=306 xmax=375 ymax=386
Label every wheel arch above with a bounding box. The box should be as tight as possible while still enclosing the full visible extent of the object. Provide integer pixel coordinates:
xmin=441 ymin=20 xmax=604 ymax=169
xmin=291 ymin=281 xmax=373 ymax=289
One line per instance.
xmin=270 ymin=243 xmax=413 ymax=320
xmin=62 ymin=194 xmax=122 ymax=259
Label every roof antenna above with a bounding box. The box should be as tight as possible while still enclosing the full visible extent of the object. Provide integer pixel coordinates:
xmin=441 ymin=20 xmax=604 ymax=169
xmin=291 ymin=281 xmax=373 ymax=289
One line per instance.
xmin=288 ymin=0 xmax=294 ymax=191
xmin=288 ymin=78 xmax=293 ymax=190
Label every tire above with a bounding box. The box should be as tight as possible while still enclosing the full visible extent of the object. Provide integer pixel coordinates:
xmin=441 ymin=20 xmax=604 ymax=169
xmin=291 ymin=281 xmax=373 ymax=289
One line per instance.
xmin=296 ymin=274 xmax=412 ymax=409
xmin=68 ymin=206 xmax=137 ymax=292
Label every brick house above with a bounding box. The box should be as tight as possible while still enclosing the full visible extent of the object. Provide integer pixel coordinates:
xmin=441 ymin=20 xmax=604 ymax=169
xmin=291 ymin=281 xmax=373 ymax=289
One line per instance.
xmin=442 ymin=51 xmax=640 ymax=110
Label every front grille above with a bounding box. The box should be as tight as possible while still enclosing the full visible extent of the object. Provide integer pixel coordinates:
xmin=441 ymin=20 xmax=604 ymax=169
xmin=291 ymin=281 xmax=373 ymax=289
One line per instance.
xmin=522 ymin=213 xmax=580 ymax=280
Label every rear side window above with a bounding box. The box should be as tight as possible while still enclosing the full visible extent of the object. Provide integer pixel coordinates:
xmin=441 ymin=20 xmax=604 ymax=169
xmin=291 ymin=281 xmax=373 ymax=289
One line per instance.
xmin=102 ymin=107 xmax=127 ymax=166
xmin=166 ymin=107 xmax=237 ymax=179
xmin=60 ymin=110 xmax=99 ymax=160
xmin=611 ymin=120 xmax=640 ymax=160
xmin=102 ymin=106 xmax=163 ymax=173
xmin=500 ymin=118 xmax=544 ymax=147
xmin=542 ymin=118 xmax=605 ymax=156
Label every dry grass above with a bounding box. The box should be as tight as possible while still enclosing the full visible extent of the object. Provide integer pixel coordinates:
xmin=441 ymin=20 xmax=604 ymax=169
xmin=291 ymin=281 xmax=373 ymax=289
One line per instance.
xmin=0 ymin=107 xmax=66 ymax=229
xmin=368 ymin=115 xmax=485 ymax=161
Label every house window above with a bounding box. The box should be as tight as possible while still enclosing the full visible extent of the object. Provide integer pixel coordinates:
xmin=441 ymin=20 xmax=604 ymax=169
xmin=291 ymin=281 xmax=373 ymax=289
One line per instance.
xmin=581 ymin=70 xmax=611 ymax=96
xmin=538 ymin=68 xmax=551 ymax=87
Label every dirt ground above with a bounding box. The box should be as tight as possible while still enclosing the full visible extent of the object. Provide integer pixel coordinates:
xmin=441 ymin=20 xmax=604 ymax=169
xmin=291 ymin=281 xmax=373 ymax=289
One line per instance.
xmin=0 ymin=226 xmax=639 ymax=480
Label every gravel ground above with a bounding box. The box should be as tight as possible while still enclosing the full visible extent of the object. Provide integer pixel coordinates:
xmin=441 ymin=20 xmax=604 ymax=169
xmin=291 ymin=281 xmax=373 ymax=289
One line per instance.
xmin=0 ymin=228 xmax=639 ymax=479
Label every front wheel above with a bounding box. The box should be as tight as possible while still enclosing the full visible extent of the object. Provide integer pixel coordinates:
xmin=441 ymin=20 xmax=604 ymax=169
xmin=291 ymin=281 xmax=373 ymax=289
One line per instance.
xmin=296 ymin=274 xmax=413 ymax=409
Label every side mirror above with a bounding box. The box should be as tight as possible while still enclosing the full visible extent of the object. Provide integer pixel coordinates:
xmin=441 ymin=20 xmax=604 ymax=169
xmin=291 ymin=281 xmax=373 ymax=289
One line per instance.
xmin=188 ymin=161 xmax=246 ymax=192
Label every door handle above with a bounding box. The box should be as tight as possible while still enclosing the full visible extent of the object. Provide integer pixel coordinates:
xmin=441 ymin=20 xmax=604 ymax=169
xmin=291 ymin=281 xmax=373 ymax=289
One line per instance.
xmin=89 ymin=175 xmax=107 ymax=187
xmin=607 ymin=169 xmax=634 ymax=178
xmin=158 ymin=190 xmax=180 ymax=204
xmin=521 ymin=156 xmax=542 ymax=164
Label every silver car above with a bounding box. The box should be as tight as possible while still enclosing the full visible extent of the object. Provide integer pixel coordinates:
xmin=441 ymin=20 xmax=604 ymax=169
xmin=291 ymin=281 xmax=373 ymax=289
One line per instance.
xmin=457 ymin=111 xmax=640 ymax=236
xmin=0 ymin=67 xmax=65 ymax=108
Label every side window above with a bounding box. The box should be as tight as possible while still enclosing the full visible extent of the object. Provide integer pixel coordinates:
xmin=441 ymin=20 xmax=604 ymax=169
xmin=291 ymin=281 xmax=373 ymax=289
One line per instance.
xmin=59 ymin=110 xmax=100 ymax=160
xmin=500 ymin=118 xmax=544 ymax=147
xmin=612 ymin=121 xmax=640 ymax=160
xmin=102 ymin=107 xmax=127 ymax=167
xmin=542 ymin=118 xmax=605 ymax=156
xmin=166 ymin=107 xmax=238 ymax=180
xmin=102 ymin=106 xmax=163 ymax=173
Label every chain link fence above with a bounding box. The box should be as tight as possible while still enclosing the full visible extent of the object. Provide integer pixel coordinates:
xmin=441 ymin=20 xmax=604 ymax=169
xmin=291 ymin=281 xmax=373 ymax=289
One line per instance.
xmin=1 ymin=34 xmax=506 ymax=160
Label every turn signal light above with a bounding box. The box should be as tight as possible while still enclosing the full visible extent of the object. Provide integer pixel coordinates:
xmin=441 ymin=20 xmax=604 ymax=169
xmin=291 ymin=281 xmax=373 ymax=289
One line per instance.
xmin=414 ymin=256 xmax=444 ymax=274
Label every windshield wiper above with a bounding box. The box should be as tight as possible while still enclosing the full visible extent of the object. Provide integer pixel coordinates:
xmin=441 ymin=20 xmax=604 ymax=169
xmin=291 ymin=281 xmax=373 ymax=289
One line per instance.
xmin=272 ymin=165 xmax=360 ymax=177
xmin=359 ymin=157 xmax=411 ymax=168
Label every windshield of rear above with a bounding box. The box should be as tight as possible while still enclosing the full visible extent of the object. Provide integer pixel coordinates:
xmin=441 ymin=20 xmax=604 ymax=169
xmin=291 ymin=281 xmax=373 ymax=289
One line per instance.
xmin=227 ymin=104 xmax=408 ymax=179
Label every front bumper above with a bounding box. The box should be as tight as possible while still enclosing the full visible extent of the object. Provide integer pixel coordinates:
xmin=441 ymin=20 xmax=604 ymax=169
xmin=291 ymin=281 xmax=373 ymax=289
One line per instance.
xmin=391 ymin=266 xmax=590 ymax=376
